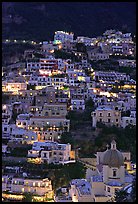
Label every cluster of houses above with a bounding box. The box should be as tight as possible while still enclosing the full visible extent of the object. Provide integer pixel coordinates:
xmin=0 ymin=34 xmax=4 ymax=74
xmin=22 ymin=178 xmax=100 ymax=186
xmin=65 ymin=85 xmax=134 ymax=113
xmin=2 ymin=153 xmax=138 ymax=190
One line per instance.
xmin=2 ymin=140 xmax=136 ymax=202
xmin=55 ymin=140 xmax=135 ymax=202
xmin=2 ymin=29 xmax=136 ymax=202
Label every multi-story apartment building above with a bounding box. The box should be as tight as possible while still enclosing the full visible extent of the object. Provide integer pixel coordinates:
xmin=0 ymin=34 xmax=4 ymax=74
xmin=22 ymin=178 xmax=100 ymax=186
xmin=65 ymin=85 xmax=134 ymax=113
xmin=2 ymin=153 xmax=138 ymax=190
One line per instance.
xmin=2 ymin=81 xmax=27 ymax=94
xmin=16 ymin=113 xmax=32 ymax=129
xmin=41 ymin=103 xmax=67 ymax=117
xmin=2 ymin=104 xmax=12 ymax=124
xmin=29 ymin=115 xmax=70 ymax=132
xmin=93 ymin=71 xmax=130 ymax=82
xmin=11 ymin=127 xmax=37 ymax=144
xmin=112 ymin=45 xmax=123 ymax=54
xmin=54 ymin=31 xmax=74 ymax=43
xmin=62 ymin=40 xmax=76 ymax=51
xmin=35 ymin=87 xmax=56 ymax=106
xmin=28 ymin=141 xmax=75 ymax=164
xmin=2 ymin=176 xmax=54 ymax=201
xmin=41 ymin=41 xmax=60 ymax=54
xmin=87 ymin=52 xmax=110 ymax=61
xmin=121 ymin=110 xmax=136 ymax=128
xmin=91 ymin=106 xmax=121 ymax=127
xmin=27 ymin=61 xmax=40 ymax=72
xmin=39 ymin=58 xmax=58 ymax=71
xmin=71 ymin=99 xmax=85 ymax=110
xmin=76 ymin=36 xmax=97 ymax=46
xmin=118 ymin=59 xmax=136 ymax=68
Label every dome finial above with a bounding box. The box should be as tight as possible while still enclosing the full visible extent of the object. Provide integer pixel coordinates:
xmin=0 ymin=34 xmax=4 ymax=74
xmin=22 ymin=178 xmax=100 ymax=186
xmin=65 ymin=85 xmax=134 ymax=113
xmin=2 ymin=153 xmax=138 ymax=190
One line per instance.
xmin=106 ymin=144 xmax=109 ymax=150
xmin=111 ymin=140 xmax=116 ymax=150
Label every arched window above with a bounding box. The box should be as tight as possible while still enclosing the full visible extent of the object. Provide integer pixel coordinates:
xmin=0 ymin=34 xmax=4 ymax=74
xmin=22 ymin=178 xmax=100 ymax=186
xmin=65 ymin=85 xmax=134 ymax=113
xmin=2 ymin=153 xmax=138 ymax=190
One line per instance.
xmin=107 ymin=187 xmax=110 ymax=192
xmin=113 ymin=169 xmax=116 ymax=177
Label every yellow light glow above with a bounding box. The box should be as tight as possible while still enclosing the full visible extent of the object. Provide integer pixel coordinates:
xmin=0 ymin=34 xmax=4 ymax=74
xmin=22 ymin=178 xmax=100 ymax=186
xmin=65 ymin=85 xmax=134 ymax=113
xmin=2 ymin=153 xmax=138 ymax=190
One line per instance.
xmin=3 ymin=105 xmax=7 ymax=110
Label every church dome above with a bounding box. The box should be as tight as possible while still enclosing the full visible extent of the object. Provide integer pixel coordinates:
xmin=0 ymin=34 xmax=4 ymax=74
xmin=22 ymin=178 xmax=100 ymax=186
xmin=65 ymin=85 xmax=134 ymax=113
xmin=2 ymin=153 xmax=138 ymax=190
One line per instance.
xmin=102 ymin=140 xmax=124 ymax=168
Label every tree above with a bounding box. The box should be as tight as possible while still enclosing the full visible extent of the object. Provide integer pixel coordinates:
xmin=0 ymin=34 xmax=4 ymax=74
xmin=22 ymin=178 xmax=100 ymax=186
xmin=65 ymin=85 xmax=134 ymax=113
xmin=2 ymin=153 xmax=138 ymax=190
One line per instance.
xmin=75 ymin=43 xmax=87 ymax=53
xmin=85 ymin=98 xmax=95 ymax=109
xmin=2 ymin=94 xmax=10 ymax=104
xmin=60 ymin=132 xmax=75 ymax=147
xmin=130 ymin=177 xmax=136 ymax=202
xmin=22 ymin=192 xmax=33 ymax=202
xmin=11 ymin=108 xmax=18 ymax=122
xmin=115 ymin=189 xmax=129 ymax=202
xmin=27 ymin=84 xmax=36 ymax=90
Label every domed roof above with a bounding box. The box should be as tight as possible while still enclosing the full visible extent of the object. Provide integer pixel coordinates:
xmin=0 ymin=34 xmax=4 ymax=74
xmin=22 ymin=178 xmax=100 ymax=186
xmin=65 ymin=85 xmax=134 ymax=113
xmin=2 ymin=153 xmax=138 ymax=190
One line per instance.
xmin=102 ymin=140 xmax=124 ymax=168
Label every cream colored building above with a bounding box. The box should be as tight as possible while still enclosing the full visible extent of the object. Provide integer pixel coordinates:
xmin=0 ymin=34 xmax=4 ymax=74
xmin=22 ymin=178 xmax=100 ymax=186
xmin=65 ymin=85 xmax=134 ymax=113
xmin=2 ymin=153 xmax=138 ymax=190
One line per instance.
xmin=2 ymin=81 xmax=27 ymax=94
xmin=11 ymin=127 xmax=37 ymax=144
xmin=2 ymin=104 xmax=12 ymax=124
xmin=69 ymin=140 xmax=134 ymax=202
xmin=29 ymin=116 xmax=70 ymax=141
xmin=91 ymin=106 xmax=121 ymax=128
xmin=88 ymin=141 xmax=133 ymax=202
xmin=69 ymin=179 xmax=94 ymax=202
xmin=16 ymin=113 xmax=32 ymax=129
xmin=28 ymin=141 xmax=75 ymax=164
xmin=121 ymin=110 xmax=136 ymax=128
xmin=70 ymin=99 xmax=85 ymax=110
xmin=11 ymin=178 xmax=53 ymax=196
xmin=87 ymin=52 xmax=110 ymax=61
xmin=41 ymin=103 xmax=67 ymax=117
xmin=2 ymin=176 xmax=54 ymax=201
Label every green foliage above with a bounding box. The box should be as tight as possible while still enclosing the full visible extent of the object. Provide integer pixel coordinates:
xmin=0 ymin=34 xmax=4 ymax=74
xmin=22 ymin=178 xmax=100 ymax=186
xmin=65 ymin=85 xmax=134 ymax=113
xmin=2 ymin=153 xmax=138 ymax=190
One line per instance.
xmin=121 ymin=110 xmax=130 ymax=117
xmin=78 ymin=140 xmax=95 ymax=157
xmin=130 ymin=177 xmax=136 ymax=202
xmin=115 ymin=189 xmax=129 ymax=202
xmin=85 ymin=98 xmax=95 ymax=109
xmin=33 ymin=52 xmax=44 ymax=58
xmin=22 ymin=192 xmax=33 ymax=202
xmin=11 ymin=109 xmax=18 ymax=122
xmin=75 ymin=43 xmax=87 ymax=53
xmin=2 ymin=94 xmax=10 ymax=104
xmin=10 ymin=146 xmax=32 ymax=157
xmin=51 ymin=161 xmax=86 ymax=191
xmin=93 ymin=125 xmax=136 ymax=162
xmin=60 ymin=132 xmax=75 ymax=147
xmin=27 ymin=84 xmax=36 ymax=90
xmin=54 ymin=49 xmax=80 ymax=62
xmin=115 ymin=177 xmax=136 ymax=202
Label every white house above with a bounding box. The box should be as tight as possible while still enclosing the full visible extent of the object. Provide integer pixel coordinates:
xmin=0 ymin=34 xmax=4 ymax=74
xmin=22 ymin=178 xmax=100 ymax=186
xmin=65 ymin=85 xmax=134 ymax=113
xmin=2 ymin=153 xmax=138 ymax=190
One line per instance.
xmin=71 ymin=99 xmax=85 ymax=110
xmin=28 ymin=141 xmax=75 ymax=165
xmin=121 ymin=110 xmax=136 ymax=128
